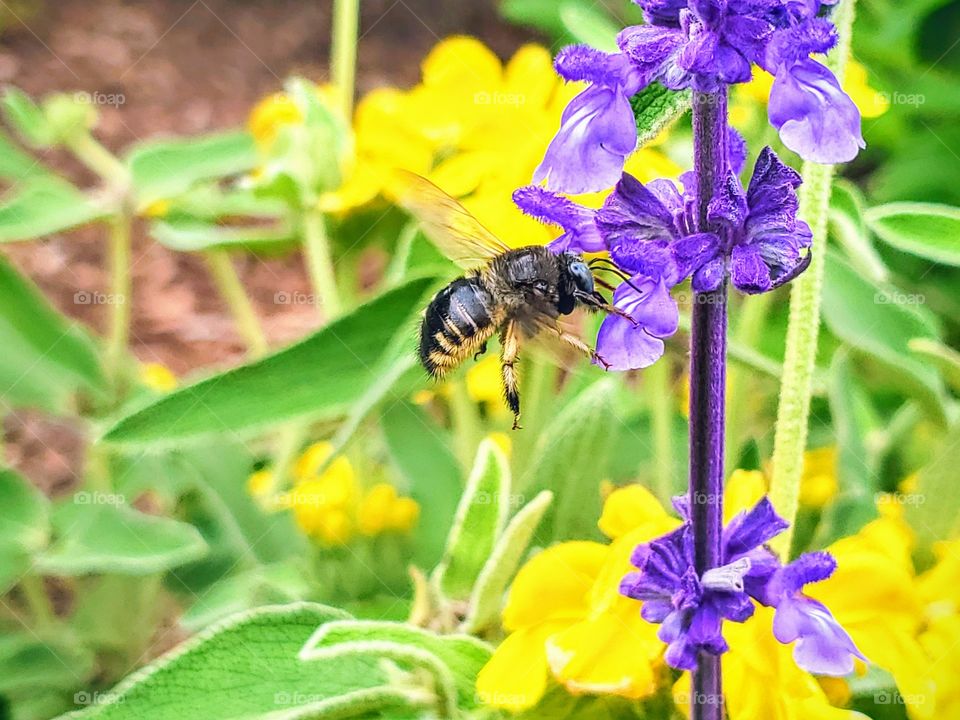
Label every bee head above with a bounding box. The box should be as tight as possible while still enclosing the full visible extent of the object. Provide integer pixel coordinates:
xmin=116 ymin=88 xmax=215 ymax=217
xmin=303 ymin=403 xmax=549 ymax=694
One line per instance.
xmin=561 ymin=253 xmax=595 ymax=295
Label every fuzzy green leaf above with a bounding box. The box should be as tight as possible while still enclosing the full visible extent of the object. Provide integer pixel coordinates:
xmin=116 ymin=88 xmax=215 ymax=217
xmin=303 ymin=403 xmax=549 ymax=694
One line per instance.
xmin=1 ymin=87 xmax=54 ymax=147
xmin=56 ymin=604 xmax=433 ymax=720
xmin=866 ymin=201 xmax=960 ymax=266
xmin=433 ymin=438 xmax=512 ymax=600
xmin=0 ymin=469 xmax=50 ymax=594
xmin=103 ymin=277 xmax=436 ymax=445
xmin=36 ymin=501 xmax=207 ymax=576
xmin=149 ymin=216 xmax=295 ymax=252
xmin=630 ymin=83 xmax=690 ymax=150
xmin=906 ymin=424 xmax=960 ymax=545
xmin=829 ymin=180 xmax=889 ymax=284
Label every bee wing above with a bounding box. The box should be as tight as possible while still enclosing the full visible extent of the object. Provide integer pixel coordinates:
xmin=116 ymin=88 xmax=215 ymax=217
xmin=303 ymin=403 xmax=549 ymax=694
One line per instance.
xmin=392 ymin=171 xmax=512 ymax=270
xmin=520 ymin=313 xmax=598 ymax=375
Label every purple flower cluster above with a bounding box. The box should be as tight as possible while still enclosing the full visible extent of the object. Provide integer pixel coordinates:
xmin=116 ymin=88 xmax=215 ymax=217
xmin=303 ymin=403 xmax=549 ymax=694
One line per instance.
xmin=620 ymin=494 xmax=865 ymax=675
xmin=537 ymin=0 xmax=863 ymax=194
xmin=515 ymin=143 xmax=810 ymax=370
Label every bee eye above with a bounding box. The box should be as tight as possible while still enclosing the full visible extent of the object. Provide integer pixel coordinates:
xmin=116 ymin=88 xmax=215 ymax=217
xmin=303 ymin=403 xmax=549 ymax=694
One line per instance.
xmin=569 ymin=261 xmax=594 ymax=293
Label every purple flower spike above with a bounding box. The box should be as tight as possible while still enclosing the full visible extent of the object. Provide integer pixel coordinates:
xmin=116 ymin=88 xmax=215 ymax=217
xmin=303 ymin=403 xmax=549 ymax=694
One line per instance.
xmin=596 ymin=275 xmax=679 ymax=370
xmin=765 ymin=552 xmax=867 ymax=675
xmin=621 ymin=496 xmax=865 ymax=675
xmin=533 ymin=47 xmax=645 ymax=193
xmin=511 ymin=185 xmax=604 ymax=254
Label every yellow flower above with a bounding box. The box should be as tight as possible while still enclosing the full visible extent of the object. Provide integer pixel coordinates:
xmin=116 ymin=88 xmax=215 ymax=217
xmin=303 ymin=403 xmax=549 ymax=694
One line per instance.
xmin=358 ymin=483 xmax=398 ymax=536
xmin=139 ymin=362 xmax=178 ymax=393
xmin=248 ymin=92 xmax=302 ymax=146
xmin=799 ymin=446 xmax=839 ymax=509
xmin=294 ymin=441 xmax=354 ymax=487
xmin=466 ymin=354 xmax=503 ymax=407
xmin=808 ymin=516 xmax=934 ymax=719
xmin=477 ymin=484 xmax=679 ymax=711
xmin=246 ymin=468 xmax=276 ymax=499
xmin=842 ymin=61 xmax=889 ymax=119
xmin=387 ymin=497 xmax=420 ymax=532
xmin=317 ymin=508 xmax=354 ymax=546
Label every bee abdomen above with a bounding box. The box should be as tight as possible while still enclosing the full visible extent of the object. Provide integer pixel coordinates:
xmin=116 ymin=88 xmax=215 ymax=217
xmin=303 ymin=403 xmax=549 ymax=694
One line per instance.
xmin=419 ymin=278 xmax=496 ymax=378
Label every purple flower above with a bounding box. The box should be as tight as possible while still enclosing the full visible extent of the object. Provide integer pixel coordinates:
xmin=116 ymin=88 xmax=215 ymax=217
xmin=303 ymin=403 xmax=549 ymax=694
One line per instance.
xmin=512 ymin=185 xmax=604 ymax=254
xmin=596 ymin=275 xmax=679 ymax=371
xmin=596 ymin=145 xmax=811 ymax=297
xmin=533 ymin=46 xmax=646 ymax=193
xmin=620 ymin=496 xmax=865 ymax=674
xmin=764 ymin=552 xmax=867 ymax=675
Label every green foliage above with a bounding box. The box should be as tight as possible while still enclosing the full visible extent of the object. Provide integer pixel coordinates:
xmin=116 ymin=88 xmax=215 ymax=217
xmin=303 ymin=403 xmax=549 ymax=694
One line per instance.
xmin=630 ymin=83 xmax=691 ymax=150
xmin=0 ymin=469 xmax=50 ymax=594
xmin=0 ymin=177 xmax=106 ymax=243
xmin=866 ymin=202 xmax=960 ymax=267
xmin=103 ymin=277 xmax=435 ymax=444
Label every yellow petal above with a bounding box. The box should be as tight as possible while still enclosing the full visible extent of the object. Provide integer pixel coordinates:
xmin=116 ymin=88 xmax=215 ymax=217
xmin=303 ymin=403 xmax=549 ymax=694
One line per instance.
xmin=466 ymin=355 xmax=504 ymax=406
xmin=799 ymin=447 xmax=839 ymax=509
xmin=295 ymin=442 xmax=335 ymax=481
xmin=139 ymin=362 xmax=178 ymax=393
xmin=546 ymin=600 xmax=661 ymax=699
xmin=598 ymin=484 xmax=671 ymax=540
xmin=843 ymin=61 xmax=889 ymax=119
xmin=421 ymin=36 xmax=503 ymax=94
xmin=357 ymin=483 xmax=398 ymax=536
xmin=387 ymin=497 xmax=420 ymax=532
xmin=477 ymin=621 xmax=565 ymax=711
xmin=503 ymin=542 xmax=607 ymax=631
xmin=503 ymin=44 xmax=556 ymax=109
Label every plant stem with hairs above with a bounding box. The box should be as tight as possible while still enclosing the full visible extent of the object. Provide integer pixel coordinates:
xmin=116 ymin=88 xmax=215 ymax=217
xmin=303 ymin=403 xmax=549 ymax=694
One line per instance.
xmin=303 ymin=207 xmax=342 ymax=321
xmin=204 ymin=250 xmax=268 ymax=358
xmin=688 ymin=89 xmax=729 ymax=720
xmin=769 ymin=0 xmax=858 ymax=557
xmin=331 ymin=0 xmax=360 ymax=118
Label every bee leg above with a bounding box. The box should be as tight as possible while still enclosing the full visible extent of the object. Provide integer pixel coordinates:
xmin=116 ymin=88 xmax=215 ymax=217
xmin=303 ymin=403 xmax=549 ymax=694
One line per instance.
xmin=473 ymin=341 xmax=488 ymax=362
xmin=500 ymin=322 xmax=522 ymax=430
xmin=553 ymin=325 xmax=610 ymax=371
xmin=574 ymin=290 xmax=638 ymax=326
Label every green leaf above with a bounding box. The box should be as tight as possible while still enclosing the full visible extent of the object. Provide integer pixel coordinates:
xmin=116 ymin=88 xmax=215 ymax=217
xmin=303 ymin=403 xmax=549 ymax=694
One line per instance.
xmin=558 ymin=0 xmax=619 ymax=51
xmin=381 ymin=401 xmax=462 ymax=568
xmin=0 ymin=177 xmax=106 ymax=242
xmin=103 ymin=277 xmax=435 ymax=445
xmin=148 ymin=216 xmax=294 ymax=252
xmin=905 ymin=423 xmax=960 ymax=545
xmin=433 ymin=438 xmax=512 ymax=600
xmin=908 ymin=338 xmax=960 ymax=393
xmin=462 ymin=490 xmax=553 ymax=633
xmin=0 ymin=131 xmax=51 ymax=182
xmin=527 ymin=378 xmax=618 ymax=542
xmin=630 ymin=83 xmax=691 ymax=151
xmin=0 ymin=254 xmax=104 ymax=410
xmin=0 ymin=469 xmax=50 ymax=594
xmin=1 ymin=87 xmax=54 ymax=147
xmin=499 ymin=0 xmax=573 ymax=41
xmin=866 ymin=201 xmax=960 ymax=266
xmin=57 ymin=604 xmax=435 ymax=720
xmin=821 ymin=250 xmax=948 ymax=425
xmin=813 ymin=354 xmax=879 ymax=546
xmin=0 ymin=632 xmax=94 ymax=698
xmin=180 ymin=561 xmax=313 ymax=631
xmin=829 ymin=180 xmax=889 ymax=284
xmin=127 ymin=131 xmax=258 ymax=207
xmin=36 ymin=501 xmax=207 ymax=576
xmin=299 ymin=620 xmax=492 ymax=712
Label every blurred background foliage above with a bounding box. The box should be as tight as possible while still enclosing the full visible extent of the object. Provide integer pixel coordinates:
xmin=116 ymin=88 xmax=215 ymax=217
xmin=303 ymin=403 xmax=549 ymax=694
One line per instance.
xmin=0 ymin=1 xmax=958 ymax=719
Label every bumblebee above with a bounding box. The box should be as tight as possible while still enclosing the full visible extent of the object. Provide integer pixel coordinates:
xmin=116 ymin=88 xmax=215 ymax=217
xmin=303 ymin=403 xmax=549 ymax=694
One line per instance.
xmin=397 ymin=174 xmax=634 ymax=429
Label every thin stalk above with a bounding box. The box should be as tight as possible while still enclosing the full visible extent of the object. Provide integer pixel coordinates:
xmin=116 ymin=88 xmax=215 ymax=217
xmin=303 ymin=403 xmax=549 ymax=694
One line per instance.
xmin=689 ymin=89 xmax=729 ymax=720
xmin=724 ymin=291 xmax=773 ymax=474
xmin=65 ymin=133 xmax=129 ymax=185
xmin=104 ymin=212 xmax=132 ymax=393
xmin=331 ymin=0 xmax=360 ymax=118
xmin=204 ymin=250 xmax=268 ymax=357
xmin=647 ymin=354 xmax=675 ymax=502
xmin=769 ymin=0 xmax=857 ymax=557
xmin=302 ymin=207 xmax=342 ymax=320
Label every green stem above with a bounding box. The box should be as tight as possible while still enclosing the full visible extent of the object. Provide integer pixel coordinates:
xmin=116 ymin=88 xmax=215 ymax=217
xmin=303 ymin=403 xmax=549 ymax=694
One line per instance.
xmin=204 ymin=250 xmax=268 ymax=357
xmin=104 ymin=212 xmax=132 ymax=394
xmin=302 ymin=207 xmax=342 ymax=320
xmin=725 ymin=292 xmax=773 ymax=474
xmin=65 ymin=133 xmax=129 ymax=186
xmin=331 ymin=0 xmax=360 ymax=118
xmin=647 ymin=354 xmax=674 ymax=503
xmin=449 ymin=380 xmax=482 ymax=471
xmin=769 ymin=0 xmax=857 ymax=557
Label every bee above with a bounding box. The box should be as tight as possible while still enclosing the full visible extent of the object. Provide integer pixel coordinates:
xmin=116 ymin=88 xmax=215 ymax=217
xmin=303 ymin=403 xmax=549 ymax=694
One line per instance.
xmin=396 ymin=173 xmax=635 ymax=429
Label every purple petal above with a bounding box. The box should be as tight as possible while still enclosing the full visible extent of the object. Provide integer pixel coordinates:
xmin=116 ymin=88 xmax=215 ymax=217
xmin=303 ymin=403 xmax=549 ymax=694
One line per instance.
xmin=727 ymin=126 xmax=747 ymax=175
xmin=554 ymin=47 xmax=645 ymax=91
xmin=534 ymin=83 xmax=638 ymax=194
xmin=618 ymin=24 xmax=686 ymax=83
xmin=772 ymin=595 xmax=866 ymax=676
xmin=722 ymin=496 xmax=789 ymax=559
xmin=512 ymin=186 xmax=604 ymax=254
xmin=768 ymin=58 xmax=864 ymax=164
xmin=707 ymin=172 xmax=748 ymax=229
xmin=597 ymin=276 xmax=679 ymax=371
xmin=692 ymin=256 xmax=725 ymax=292
xmin=731 ymin=243 xmax=773 ymax=293
xmin=637 ymin=0 xmax=687 ymax=26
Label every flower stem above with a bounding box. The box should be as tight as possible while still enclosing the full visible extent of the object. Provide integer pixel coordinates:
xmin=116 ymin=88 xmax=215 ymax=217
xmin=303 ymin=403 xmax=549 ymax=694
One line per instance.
xmin=302 ymin=206 xmax=342 ymax=320
xmin=204 ymin=250 xmax=268 ymax=358
xmin=331 ymin=0 xmax=359 ymax=118
xmin=769 ymin=0 xmax=857 ymax=558
xmin=689 ymin=89 xmax=729 ymax=720
xmin=104 ymin=212 xmax=132 ymax=395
